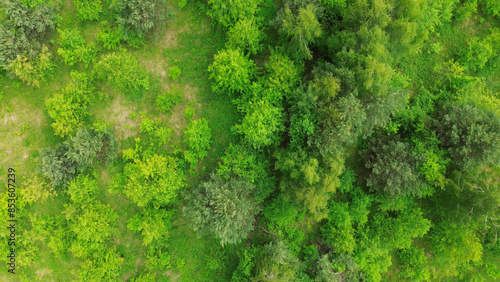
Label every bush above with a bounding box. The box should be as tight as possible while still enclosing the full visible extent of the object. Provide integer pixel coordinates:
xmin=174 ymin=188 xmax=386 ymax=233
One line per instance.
xmin=39 ymin=127 xmax=118 ymax=187
xmin=8 ymin=45 xmax=54 ymax=87
xmin=168 ymin=65 xmax=182 ymax=80
xmin=112 ymin=0 xmax=170 ymax=40
xmin=94 ymin=50 xmax=150 ymax=98
xmin=155 ymin=89 xmax=182 ymax=113
xmin=208 ymin=49 xmax=255 ymax=95
xmin=0 ymin=1 xmax=56 ymax=70
xmin=121 ymin=154 xmax=185 ymax=207
xmin=72 ymin=0 xmax=102 ymax=21
xmin=183 ymin=118 xmax=212 ymax=171
xmin=46 ymin=71 xmax=95 ymax=137
xmin=57 ymin=28 xmax=98 ymax=68
xmin=96 ymin=21 xmax=124 ymax=50
xmin=183 ymin=173 xmax=258 ymax=245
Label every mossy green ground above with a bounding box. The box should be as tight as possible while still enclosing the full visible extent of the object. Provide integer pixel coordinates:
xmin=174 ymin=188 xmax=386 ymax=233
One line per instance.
xmin=0 ymin=0 xmax=239 ymax=280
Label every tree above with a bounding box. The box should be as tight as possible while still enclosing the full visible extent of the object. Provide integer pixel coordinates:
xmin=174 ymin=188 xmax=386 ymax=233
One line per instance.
xmin=72 ymin=0 xmax=102 ymax=21
xmin=321 ymin=202 xmax=356 ymax=254
xmin=253 ymin=241 xmax=299 ymax=281
xmin=112 ymin=0 xmax=167 ymax=40
xmin=94 ymin=49 xmax=150 ymax=98
xmin=226 ymin=18 xmax=264 ymax=55
xmin=127 ymin=208 xmax=173 ymax=246
xmin=66 ymin=175 xmax=99 ymax=205
xmin=8 ymin=44 xmax=54 ymax=87
xmin=315 ymin=254 xmax=362 ymax=282
xmin=363 ymin=137 xmax=430 ymax=197
xmin=184 ymin=173 xmax=258 ymax=246
xmin=275 ymin=4 xmax=322 ymax=60
xmin=0 ymin=0 xmax=56 ymax=70
xmin=398 ymin=246 xmax=430 ymax=281
xmin=183 ymin=118 xmax=212 ymax=172
xmin=121 ymin=154 xmax=185 ymax=207
xmin=57 ymin=28 xmax=97 ymax=67
xmin=217 ymin=143 xmax=275 ymax=202
xmin=78 ymin=248 xmax=124 ymax=281
xmin=208 ymin=49 xmax=255 ymax=95
xmin=207 ymin=0 xmax=262 ymax=28
xmin=19 ymin=176 xmax=56 ymax=205
xmin=234 ymin=98 xmax=284 ymax=149
xmin=436 ymin=104 xmax=500 ymax=169
xmin=274 ymin=148 xmax=343 ymax=222
xmin=39 ymin=127 xmax=118 ymax=187
xmin=263 ymin=51 xmax=300 ymax=100
xmin=430 ymin=222 xmax=483 ymax=277
xmin=46 ymin=71 xmax=95 ymax=137
xmin=65 ymin=201 xmax=118 ymax=258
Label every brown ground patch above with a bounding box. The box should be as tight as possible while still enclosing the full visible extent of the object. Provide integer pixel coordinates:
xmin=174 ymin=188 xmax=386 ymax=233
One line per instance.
xmin=98 ymin=95 xmax=139 ymax=141
xmin=36 ymin=268 xmax=52 ymax=278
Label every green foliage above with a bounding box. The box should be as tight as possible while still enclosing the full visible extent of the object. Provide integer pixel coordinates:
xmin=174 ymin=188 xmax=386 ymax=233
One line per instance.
xmin=363 ymin=137 xmax=430 ymax=197
xmin=65 ymin=200 xmax=118 ymax=257
xmin=253 ymin=241 xmax=299 ymax=281
xmin=94 ymin=49 xmax=150 ymax=98
xmin=184 ymin=173 xmax=258 ymax=246
xmin=480 ymin=0 xmax=500 ymax=17
xmin=121 ymin=153 xmax=185 ymax=207
xmin=275 ymin=4 xmax=322 ymax=60
xmin=231 ymin=246 xmax=258 ymax=281
xmin=430 ymin=222 xmax=483 ymax=277
xmin=372 ymin=200 xmax=431 ymax=250
xmin=20 ymin=175 xmax=56 ymax=205
xmin=66 ymin=174 xmax=99 ymax=204
xmin=234 ymin=98 xmax=283 ymax=149
xmin=8 ymin=44 xmax=54 ymax=87
xmin=78 ymin=248 xmax=124 ymax=281
xmin=464 ymin=34 xmax=497 ymax=71
xmin=128 ymin=208 xmax=174 ymax=246
xmin=39 ymin=127 xmax=118 ymax=187
xmin=263 ymin=51 xmax=300 ymax=99
xmin=96 ymin=21 xmax=124 ymax=50
xmin=57 ymin=28 xmax=98 ymax=67
xmin=399 ymin=246 xmax=430 ymax=281
xmin=315 ymin=254 xmax=362 ymax=282
xmin=112 ymin=0 xmax=167 ymax=40
xmin=208 ymin=49 xmax=255 ymax=95
xmin=217 ymin=143 xmax=275 ymax=202
xmin=183 ymin=118 xmax=212 ymax=171
xmin=72 ymin=0 xmax=102 ymax=21
xmin=437 ymin=104 xmax=500 ymax=168
xmin=46 ymin=71 xmax=95 ymax=137
xmin=168 ymin=65 xmax=182 ymax=80
xmin=274 ymin=148 xmax=343 ymax=221
xmin=354 ymin=229 xmax=392 ymax=282
xmin=0 ymin=0 xmax=56 ymax=70
xmin=322 ymin=202 xmax=356 ymax=254
xmin=226 ymin=17 xmax=264 ymax=55
xmin=155 ymin=88 xmax=182 ymax=113
xmin=207 ymin=0 xmax=262 ymax=28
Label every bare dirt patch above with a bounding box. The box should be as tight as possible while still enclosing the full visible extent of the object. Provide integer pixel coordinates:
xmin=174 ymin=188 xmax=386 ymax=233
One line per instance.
xmin=98 ymin=95 xmax=139 ymax=141
xmin=36 ymin=268 xmax=52 ymax=278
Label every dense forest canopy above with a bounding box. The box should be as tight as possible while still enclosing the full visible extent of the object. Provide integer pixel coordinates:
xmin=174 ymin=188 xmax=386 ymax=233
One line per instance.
xmin=0 ymin=0 xmax=499 ymax=280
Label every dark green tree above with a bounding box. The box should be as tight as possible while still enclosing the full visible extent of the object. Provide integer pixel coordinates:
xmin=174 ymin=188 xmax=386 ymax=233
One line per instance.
xmin=436 ymin=104 xmax=500 ymax=168
xmin=112 ymin=0 xmax=168 ymax=40
xmin=363 ymin=137 xmax=430 ymax=197
xmin=184 ymin=173 xmax=259 ymax=246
